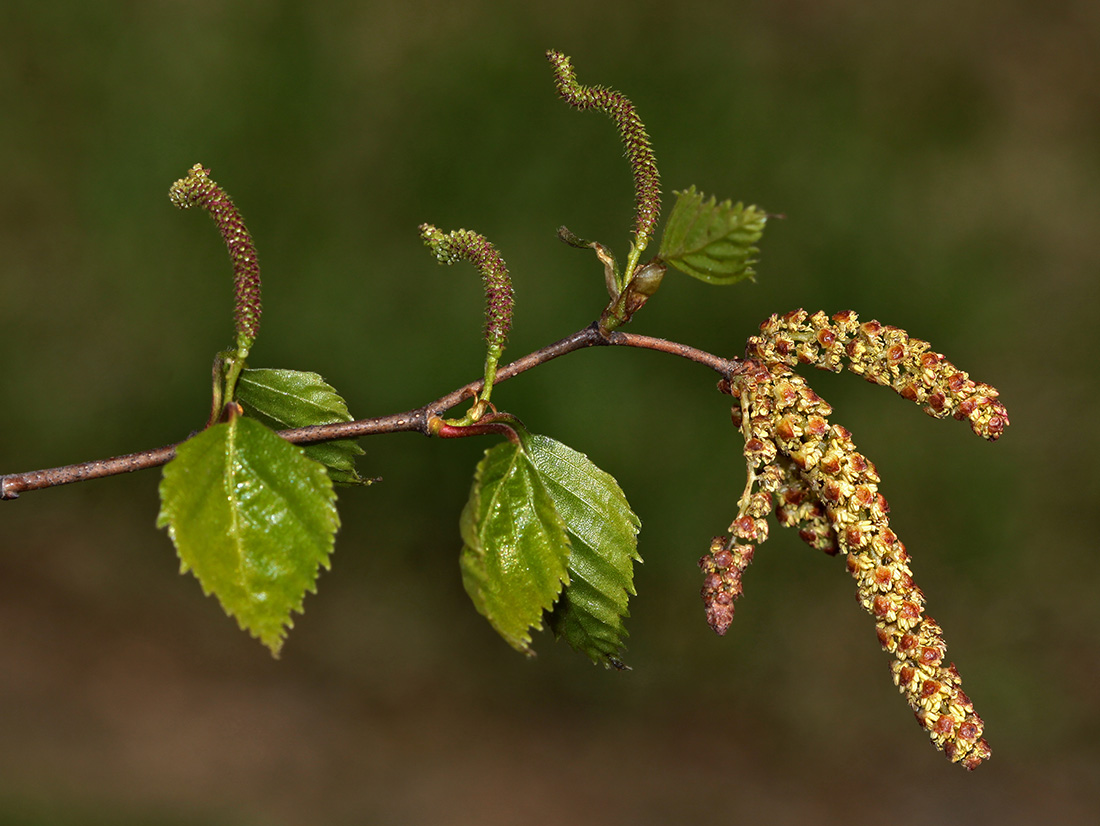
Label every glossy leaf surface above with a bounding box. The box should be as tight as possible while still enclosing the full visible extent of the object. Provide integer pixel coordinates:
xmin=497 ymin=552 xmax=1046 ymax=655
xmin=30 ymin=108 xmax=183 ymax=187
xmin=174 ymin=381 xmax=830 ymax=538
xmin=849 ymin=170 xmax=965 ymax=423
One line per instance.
xmin=524 ymin=434 xmax=641 ymax=667
xmin=156 ymin=416 xmax=339 ymax=656
xmin=658 ymin=185 xmax=767 ymax=284
xmin=459 ymin=440 xmax=572 ymax=654
xmin=236 ymin=367 xmax=367 ymax=484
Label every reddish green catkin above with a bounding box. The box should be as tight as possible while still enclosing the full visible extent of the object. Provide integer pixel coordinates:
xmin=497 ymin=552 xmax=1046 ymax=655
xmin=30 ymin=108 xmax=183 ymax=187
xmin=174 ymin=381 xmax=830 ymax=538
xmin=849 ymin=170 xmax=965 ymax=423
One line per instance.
xmin=419 ymin=225 xmax=514 ymax=351
xmin=170 ymin=164 xmax=261 ymax=349
xmin=546 ymin=50 xmax=661 ymax=257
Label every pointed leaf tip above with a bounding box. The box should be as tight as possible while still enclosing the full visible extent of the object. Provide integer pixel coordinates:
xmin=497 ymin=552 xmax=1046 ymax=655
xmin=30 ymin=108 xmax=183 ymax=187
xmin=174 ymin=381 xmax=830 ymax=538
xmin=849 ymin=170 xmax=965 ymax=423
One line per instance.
xmin=658 ymin=186 xmax=767 ymax=285
xmin=156 ymin=417 xmax=339 ymax=656
xmin=523 ymin=434 xmax=641 ymax=668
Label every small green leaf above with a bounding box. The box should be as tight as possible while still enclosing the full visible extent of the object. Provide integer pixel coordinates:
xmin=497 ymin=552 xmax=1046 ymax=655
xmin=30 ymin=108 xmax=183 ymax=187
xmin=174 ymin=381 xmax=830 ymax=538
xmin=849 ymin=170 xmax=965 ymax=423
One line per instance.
xmin=235 ymin=368 xmax=367 ymax=485
xmin=523 ymin=434 xmax=642 ymax=668
xmin=658 ymin=185 xmax=767 ymax=284
xmin=459 ymin=440 xmax=572 ymax=655
xmin=156 ymin=416 xmax=339 ymax=656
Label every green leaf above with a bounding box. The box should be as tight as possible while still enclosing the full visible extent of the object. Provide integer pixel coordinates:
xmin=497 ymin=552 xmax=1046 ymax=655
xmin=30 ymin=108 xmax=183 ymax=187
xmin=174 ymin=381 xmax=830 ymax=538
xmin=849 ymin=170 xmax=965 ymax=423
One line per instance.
xmin=459 ymin=440 xmax=572 ymax=655
xmin=156 ymin=416 xmax=339 ymax=656
xmin=658 ymin=185 xmax=767 ymax=284
xmin=235 ymin=367 xmax=368 ymax=485
xmin=523 ymin=434 xmax=641 ymax=668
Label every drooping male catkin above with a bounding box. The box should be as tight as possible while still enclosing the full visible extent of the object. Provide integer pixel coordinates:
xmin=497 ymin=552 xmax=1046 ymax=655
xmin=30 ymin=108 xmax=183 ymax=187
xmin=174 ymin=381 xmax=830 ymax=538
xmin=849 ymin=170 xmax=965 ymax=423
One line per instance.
xmin=746 ymin=309 xmax=1009 ymax=441
xmin=720 ymin=358 xmax=992 ymax=769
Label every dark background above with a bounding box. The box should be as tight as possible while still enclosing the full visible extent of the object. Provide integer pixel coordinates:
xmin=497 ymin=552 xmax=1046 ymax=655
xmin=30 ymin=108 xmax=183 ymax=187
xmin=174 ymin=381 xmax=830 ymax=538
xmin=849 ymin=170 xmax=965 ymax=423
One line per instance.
xmin=2 ymin=1 xmax=1097 ymax=824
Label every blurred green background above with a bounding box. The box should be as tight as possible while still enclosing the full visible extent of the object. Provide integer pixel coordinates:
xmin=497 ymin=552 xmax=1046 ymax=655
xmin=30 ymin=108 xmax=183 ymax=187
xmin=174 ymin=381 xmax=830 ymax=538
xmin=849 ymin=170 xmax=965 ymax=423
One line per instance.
xmin=2 ymin=1 xmax=1097 ymax=823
